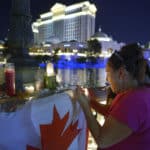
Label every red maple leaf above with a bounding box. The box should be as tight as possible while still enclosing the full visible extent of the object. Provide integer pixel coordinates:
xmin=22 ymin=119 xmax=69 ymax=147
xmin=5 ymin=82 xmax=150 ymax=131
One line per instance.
xmin=27 ymin=105 xmax=80 ymax=150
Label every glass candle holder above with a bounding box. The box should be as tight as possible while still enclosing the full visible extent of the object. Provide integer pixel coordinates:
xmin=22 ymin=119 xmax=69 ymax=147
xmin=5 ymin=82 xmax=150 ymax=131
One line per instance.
xmin=44 ymin=75 xmax=57 ymax=90
xmin=24 ymin=83 xmax=35 ymax=94
xmin=5 ymin=63 xmax=15 ymax=96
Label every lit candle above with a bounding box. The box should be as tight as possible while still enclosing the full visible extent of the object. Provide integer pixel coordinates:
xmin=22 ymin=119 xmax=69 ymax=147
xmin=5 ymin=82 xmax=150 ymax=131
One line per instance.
xmin=45 ymin=76 xmax=57 ymax=90
xmin=45 ymin=63 xmax=57 ymax=90
xmin=56 ymin=74 xmax=62 ymax=84
xmin=46 ymin=63 xmax=55 ymax=76
xmin=24 ymin=85 xmax=35 ymax=94
xmin=35 ymin=80 xmax=43 ymax=91
xmin=35 ymin=68 xmax=44 ymax=91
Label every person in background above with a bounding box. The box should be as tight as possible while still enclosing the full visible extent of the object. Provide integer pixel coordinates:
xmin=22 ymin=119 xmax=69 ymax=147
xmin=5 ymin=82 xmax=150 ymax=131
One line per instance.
xmin=73 ymin=43 xmax=150 ymax=150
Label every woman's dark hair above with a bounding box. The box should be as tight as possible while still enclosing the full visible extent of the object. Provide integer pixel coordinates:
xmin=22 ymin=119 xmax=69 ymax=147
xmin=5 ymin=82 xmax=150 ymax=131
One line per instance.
xmin=107 ymin=43 xmax=146 ymax=81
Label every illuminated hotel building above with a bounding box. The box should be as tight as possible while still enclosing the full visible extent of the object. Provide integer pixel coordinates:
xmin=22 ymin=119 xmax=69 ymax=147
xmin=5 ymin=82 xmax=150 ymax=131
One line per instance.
xmin=32 ymin=1 xmax=97 ymax=44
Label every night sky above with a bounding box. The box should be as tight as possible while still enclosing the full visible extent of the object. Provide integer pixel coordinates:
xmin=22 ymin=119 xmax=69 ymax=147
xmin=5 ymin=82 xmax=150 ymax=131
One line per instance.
xmin=1 ymin=0 xmax=150 ymax=44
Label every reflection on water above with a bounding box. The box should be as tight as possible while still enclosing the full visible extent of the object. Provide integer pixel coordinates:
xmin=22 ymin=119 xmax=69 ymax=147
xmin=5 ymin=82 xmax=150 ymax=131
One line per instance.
xmin=56 ymin=68 xmax=106 ymax=88
xmin=40 ymin=56 xmax=107 ymax=88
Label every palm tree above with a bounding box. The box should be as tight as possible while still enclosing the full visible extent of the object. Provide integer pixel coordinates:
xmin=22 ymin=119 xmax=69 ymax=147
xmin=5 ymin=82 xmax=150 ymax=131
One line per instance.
xmin=86 ymin=39 xmax=102 ymax=87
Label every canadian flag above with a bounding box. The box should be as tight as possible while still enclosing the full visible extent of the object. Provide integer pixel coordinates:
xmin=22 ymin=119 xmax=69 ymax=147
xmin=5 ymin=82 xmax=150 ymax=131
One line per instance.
xmin=0 ymin=93 xmax=88 ymax=150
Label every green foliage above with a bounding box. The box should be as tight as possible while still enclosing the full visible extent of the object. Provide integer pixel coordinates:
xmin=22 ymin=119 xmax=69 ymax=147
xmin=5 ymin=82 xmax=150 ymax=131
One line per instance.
xmin=53 ymin=48 xmax=60 ymax=55
xmin=76 ymin=57 xmax=86 ymax=63
xmin=87 ymin=39 xmax=102 ymax=55
xmin=86 ymin=56 xmax=98 ymax=64
xmin=51 ymin=55 xmax=60 ymax=63
xmin=34 ymin=55 xmax=43 ymax=62
xmin=145 ymin=42 xmax=150 ymax=49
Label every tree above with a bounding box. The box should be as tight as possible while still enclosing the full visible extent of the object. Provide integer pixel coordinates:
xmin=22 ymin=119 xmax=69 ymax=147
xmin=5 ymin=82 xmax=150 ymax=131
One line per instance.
xmin=53 ymin=47 xmax=60 ymax=55
xmin=145 ymin=42 xmax=150 ymax=49
xmin=87 ymin=39 xmax=102 ymax=55
xmin=86 ymin=39 xmax=101 ymax=87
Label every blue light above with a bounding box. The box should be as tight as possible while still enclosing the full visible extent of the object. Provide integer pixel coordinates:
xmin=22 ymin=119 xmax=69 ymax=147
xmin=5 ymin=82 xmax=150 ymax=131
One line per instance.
xmin=39 ymin=57 xmax=107 ymax=69
xmin=39 ymin=62 xmax=46 ymax=68
xmin=55 ymin=58 xmax=107 ymax=69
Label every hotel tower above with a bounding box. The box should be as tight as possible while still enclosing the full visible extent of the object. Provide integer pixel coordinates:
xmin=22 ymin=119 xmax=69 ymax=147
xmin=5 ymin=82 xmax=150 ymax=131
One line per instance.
xmin=32 ymin=1 xmax=97 ymax=44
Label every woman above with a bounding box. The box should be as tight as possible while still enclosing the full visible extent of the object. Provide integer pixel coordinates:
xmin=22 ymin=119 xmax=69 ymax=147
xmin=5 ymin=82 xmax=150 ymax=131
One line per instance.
xmin=89 ymin=58 xmax=150 ymax=117
xmin=73 ymin=43 xmax=150 ymax=149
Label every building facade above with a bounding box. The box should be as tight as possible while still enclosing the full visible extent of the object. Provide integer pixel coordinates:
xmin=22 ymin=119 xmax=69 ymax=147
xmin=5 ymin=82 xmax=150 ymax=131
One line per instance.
xmin=90 ymin=28 xmax=125 ymax=52
xmin=32 ymin=1 xmax=97 ymax=45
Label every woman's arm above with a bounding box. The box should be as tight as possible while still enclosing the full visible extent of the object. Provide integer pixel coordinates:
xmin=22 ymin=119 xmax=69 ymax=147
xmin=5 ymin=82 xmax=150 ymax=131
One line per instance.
xmin=99 ymin=115 xmax=132 ymax=148
xmin=74 ymin=91 xmax=102 ymax=144
xmin=88 ymin=88 xmax=110 ymax=116
xmin=90 ymin=100 xmax=110 ymax=116
xmin=74 ymin=87 xmax=132 ymax=149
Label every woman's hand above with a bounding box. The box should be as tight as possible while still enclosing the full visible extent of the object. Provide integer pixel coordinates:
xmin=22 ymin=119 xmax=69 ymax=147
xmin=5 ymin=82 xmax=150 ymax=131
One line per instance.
xmin=88 ymin=88 xmax=97 ymax=101
xmin=72 ymin=86 xmax=90 ymax=109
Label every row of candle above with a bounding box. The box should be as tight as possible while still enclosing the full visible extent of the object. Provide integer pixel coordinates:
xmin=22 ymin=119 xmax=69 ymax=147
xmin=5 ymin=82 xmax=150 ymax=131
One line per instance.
xmin=0 ymin=62 xmax=58 ymax=96
xmin=24 ymin=62 xmax=57 ymax=94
